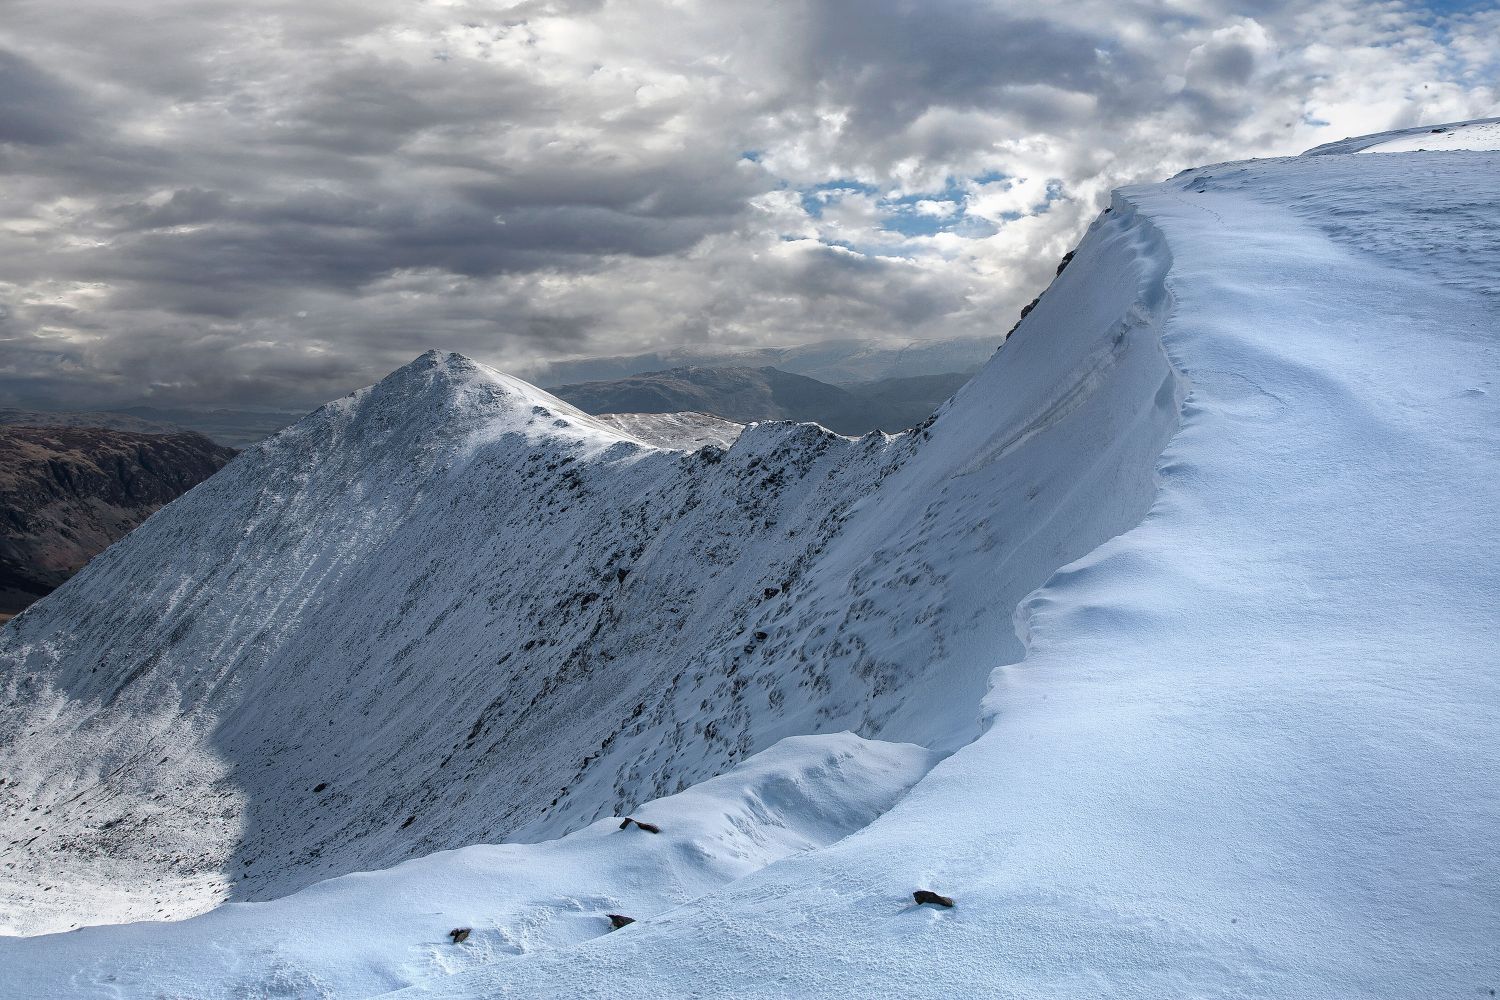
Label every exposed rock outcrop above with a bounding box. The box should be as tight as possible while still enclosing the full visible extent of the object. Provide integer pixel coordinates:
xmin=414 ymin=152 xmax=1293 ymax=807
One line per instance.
xmin=0 ymin=426 xmax=236 ymax=618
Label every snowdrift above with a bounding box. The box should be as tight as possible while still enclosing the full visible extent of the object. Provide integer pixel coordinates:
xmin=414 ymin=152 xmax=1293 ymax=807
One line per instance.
xmin=3 ymin=121 xmax=1498 ymax=998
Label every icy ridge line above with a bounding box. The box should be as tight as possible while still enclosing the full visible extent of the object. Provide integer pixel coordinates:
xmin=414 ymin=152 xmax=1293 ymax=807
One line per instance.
xmin=383 ymin=131 xmax=1500 ymax=1000
xmin=1003 ymin=188 xmax=1181 ymax=690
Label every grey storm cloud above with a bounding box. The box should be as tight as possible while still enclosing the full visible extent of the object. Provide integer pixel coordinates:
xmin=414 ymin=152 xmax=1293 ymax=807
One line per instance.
xmin=0 ymin=50 xmax=94 ymax=146
xmin=0 ymin=0 xmax=1495 ymax=409
xmin=799 ymin=5 xmax=1129 ymax=126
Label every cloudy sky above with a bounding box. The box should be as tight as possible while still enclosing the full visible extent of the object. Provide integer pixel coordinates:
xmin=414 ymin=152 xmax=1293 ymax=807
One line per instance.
xmin=1 ymin=0 xmax=1496 ymax=409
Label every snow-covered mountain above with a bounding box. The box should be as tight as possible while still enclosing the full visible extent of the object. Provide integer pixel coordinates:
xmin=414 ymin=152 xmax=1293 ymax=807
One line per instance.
xmin=0 ymin=254 xmax=1173 ymax=941
xmin=3 ymin=120 xmax=1498 ymax=999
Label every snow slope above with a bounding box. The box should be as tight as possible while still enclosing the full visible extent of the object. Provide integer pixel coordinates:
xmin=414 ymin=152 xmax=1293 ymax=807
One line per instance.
xmin=1304 ymin=115 xmax=1500 ymax=154
xmin=1 ymin=734 xmax=937 ymax=998
xmin=1358 ymin=120 xmax=1500 ymax=152
xmin=3 ymin=125 xmax=1498 ymax=998
xmin=0 ymin=176 xmax=1175 ymax=942
xmin=403 ymin=137 xmax=1500 ymax=1000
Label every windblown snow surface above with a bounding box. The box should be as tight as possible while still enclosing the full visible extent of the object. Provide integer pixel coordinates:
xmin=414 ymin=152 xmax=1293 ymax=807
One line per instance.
xmin=2 ymin=123 xmax=1498 ymax=997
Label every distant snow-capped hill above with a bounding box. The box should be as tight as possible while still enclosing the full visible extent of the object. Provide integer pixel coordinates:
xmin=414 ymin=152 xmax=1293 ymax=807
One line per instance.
xmin=551 ymin=364 xmax=885 ymax=432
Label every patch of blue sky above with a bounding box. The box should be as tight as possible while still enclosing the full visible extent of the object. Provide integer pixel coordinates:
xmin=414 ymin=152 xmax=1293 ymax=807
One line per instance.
xmin=968 ymin=169 xmax=1009 ymax=186
xmin=798 ymin=176 xmax=963 ymax=239
xmin=1035 ymin=178 xmax=1066 ymax=211
xmin=794 ymin=171 xmax=1065 ymax=251
xmin=878 ymin=174 xmax=978 ymax=235
xmin=888 ymin=174 xmax=982 ymax=205
xmin=880 ymin=210 xmax=958 ymax=238
xmin=1413 ymin=0 xmax=1495 ymax=12
xmin=798 ymin=179 xmax=879 ymax=219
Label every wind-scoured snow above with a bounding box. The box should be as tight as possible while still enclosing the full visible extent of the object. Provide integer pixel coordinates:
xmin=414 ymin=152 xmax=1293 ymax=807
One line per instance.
xmin=3 ymin=125 xmax=1498 ymax=998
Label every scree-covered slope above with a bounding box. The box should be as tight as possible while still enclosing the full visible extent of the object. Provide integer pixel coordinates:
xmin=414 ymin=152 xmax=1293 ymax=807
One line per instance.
xmin=2 ymin=121 xmax=1497 ymax=999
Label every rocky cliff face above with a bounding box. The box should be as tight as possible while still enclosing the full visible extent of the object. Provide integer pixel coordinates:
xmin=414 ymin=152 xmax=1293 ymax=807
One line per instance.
xmin=0 ymin=427 xmax=236 ymax=617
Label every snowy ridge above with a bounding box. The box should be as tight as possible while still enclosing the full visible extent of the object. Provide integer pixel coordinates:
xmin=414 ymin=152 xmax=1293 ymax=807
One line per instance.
xmin=399 ymin=135 xmax=1496 ymax=1000
xmin=1 ymin=160 xmax=1178 ymax=948
xmin=367 ymin=133 xmax=1499 ymax=1000
xmin=0 ymin=355 xmax=893 ymax=932
xmin=4 ymin=124 xmax=1498 ymax=998
xmin=1303 ymin=115 xmax=1500 ymax=154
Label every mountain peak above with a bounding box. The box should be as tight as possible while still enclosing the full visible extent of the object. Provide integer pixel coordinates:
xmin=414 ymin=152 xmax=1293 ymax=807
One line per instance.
xmin=358 ymin=350 xmax=643 ymax=449
xmin=376 ymin=349 xmax=491 ymax=394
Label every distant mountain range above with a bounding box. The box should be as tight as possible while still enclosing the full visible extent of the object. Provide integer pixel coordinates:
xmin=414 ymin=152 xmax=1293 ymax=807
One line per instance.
xmin=4 ymin=362 xmax=976 ymax=448
xmin=0 ymin=365 xmax=967 ymax=621
xmin=0 ymin=406 xmax=304 ymax=449
xmin=555 ymin=367 xmax=973 ymax=436
xmin=526 ymin=335 xmax=996 ymax=388
xmin=0 ymin=408 xmax=183 ymax=436
xmin=97 ymin=406 xmax=308 ymax=448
